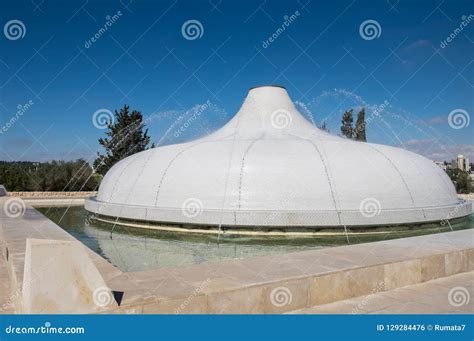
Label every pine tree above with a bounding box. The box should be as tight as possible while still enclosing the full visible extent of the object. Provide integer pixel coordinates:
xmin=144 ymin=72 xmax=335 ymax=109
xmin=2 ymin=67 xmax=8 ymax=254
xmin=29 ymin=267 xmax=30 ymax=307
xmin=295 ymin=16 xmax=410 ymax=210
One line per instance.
xmin=354 ymin=108 xmax=367 ymax=142
xmin=93 ymin=105 xmax=153 ymax=175
xmin=340 ymin=109 xmax=354 ymax=139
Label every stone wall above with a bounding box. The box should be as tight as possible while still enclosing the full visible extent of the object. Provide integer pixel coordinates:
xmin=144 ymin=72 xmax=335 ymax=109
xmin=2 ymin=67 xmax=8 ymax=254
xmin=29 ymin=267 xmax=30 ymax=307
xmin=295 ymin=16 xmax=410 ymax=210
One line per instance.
xmin=459 ymin=193 xmax=474 ymax=201
xmin=8 ymin=191 xmax=96 ymax=198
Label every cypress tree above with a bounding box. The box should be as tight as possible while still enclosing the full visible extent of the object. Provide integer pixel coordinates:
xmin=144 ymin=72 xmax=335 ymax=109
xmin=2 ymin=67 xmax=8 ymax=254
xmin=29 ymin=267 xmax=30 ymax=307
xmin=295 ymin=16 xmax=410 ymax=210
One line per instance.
xmin=354 ymin=108 xmax=367 ymax=142
xmin=340 ymin=109 xmax=354 ymax=139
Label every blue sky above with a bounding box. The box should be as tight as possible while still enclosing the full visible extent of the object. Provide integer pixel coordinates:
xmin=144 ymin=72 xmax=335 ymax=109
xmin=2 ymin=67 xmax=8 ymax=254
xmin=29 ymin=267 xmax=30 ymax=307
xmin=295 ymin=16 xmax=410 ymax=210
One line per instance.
xmin=0 ymin=0 xmax=473 ymax=162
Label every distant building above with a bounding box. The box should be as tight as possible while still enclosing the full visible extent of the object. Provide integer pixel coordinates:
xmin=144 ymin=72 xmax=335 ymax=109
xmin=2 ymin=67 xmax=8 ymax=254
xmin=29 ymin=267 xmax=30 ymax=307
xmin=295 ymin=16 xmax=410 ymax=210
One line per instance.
xmin=434 ymin=156 xmax=471 ymax=173
xmin=434 ymin=161 xmax=447 ymax=171
xmin=452 ymin=154 xmax=471 ymax=172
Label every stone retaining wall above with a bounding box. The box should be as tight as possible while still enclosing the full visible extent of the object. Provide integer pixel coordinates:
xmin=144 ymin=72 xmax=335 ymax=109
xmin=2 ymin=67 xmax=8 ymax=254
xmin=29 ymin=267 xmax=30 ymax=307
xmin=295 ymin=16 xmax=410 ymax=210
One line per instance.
xmin=459 ymin=193 xmax=474 ymax=201
xmin=8 ymin=191 xmax=96 ymax=198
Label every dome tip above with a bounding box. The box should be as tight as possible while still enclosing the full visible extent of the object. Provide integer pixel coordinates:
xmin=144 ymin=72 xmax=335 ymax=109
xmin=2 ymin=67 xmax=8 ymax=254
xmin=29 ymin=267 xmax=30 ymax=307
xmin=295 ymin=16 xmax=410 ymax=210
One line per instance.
xmin=248 ymin=84 xmax=286 ymax=91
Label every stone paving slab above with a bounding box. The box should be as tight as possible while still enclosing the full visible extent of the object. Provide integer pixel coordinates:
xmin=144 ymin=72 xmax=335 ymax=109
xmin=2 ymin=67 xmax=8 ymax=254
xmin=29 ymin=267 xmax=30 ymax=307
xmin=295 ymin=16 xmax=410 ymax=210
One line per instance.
xmin=0 ymin=256 xmax=15 ymax=313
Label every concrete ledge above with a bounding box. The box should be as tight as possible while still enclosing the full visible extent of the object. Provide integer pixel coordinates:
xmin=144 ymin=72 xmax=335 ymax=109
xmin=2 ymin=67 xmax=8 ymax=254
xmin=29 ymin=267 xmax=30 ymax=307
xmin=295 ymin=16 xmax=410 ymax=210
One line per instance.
xmin=0 ymin=198 xmax=122 ymax=314
xmin=22 ymin=238 xmax=118 ymax=314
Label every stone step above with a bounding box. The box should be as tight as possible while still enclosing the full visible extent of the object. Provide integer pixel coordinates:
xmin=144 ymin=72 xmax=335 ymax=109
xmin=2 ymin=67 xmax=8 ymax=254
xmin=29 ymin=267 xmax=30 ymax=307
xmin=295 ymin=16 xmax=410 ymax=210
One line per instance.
xmin=288 ymin=271 xmax=474 ymax=314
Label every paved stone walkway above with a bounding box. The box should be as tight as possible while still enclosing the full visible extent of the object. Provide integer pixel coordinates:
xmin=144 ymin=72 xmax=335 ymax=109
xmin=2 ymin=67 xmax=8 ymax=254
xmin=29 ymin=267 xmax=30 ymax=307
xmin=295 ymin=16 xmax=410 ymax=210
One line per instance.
xmin=291 ymin=271 xmax=474 ymax=314
xmin=0 ymin=256 xmax=14 ymax=313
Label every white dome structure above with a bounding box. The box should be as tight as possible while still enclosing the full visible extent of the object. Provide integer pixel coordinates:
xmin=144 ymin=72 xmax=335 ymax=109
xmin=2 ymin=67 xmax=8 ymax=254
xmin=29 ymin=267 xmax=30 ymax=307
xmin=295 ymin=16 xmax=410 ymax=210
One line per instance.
xmin=86 ymin=86 xmax=471 ymax=229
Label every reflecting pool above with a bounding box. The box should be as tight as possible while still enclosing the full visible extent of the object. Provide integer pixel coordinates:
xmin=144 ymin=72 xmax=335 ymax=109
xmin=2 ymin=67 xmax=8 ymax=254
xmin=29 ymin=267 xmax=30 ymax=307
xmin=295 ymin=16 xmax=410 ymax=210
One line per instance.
xmin=36 ymin=206 xmax=473 ymax=272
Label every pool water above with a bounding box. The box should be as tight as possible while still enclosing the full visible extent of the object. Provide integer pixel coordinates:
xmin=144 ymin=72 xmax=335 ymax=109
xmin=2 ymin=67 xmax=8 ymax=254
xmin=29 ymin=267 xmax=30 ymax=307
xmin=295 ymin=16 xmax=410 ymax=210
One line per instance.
xmin=36 ymin=206 xmax=473 ymax=272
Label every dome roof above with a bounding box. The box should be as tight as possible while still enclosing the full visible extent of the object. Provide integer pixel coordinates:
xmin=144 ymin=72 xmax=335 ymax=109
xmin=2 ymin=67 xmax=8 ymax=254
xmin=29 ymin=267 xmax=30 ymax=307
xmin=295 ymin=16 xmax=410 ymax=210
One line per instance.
xmin=86 ymin=86 xmax=471 ymax=228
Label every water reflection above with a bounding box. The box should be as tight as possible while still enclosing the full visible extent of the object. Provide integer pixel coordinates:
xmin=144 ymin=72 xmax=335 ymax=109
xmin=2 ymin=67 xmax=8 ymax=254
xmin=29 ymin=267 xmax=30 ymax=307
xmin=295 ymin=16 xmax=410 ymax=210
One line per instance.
xmin=36 ymin=206 xmax=473 ymax=272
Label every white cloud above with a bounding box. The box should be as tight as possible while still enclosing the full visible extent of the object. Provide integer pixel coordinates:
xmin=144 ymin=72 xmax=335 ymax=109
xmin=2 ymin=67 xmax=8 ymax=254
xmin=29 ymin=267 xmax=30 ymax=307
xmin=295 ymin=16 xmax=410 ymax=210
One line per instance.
xmin=418 ymin=115 xmax=446 ymax=125
xmin=401 ymin=139 xmax=474 ymax=161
